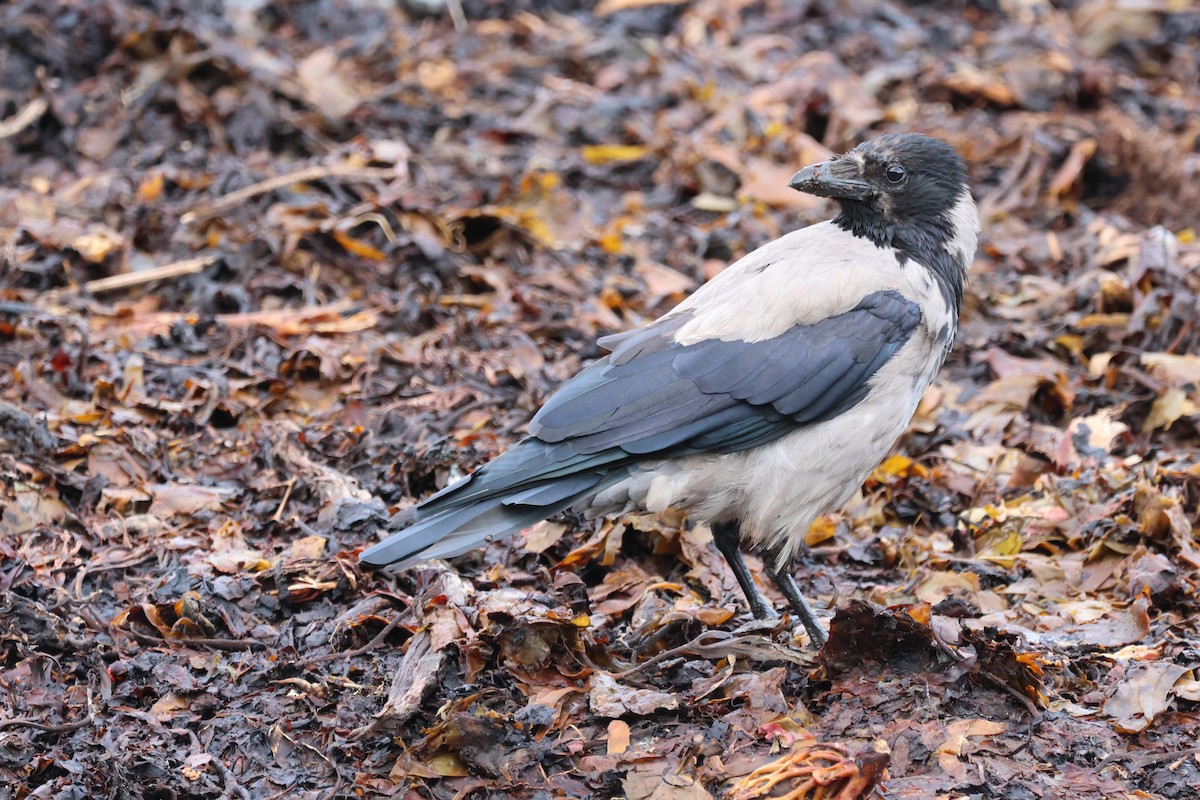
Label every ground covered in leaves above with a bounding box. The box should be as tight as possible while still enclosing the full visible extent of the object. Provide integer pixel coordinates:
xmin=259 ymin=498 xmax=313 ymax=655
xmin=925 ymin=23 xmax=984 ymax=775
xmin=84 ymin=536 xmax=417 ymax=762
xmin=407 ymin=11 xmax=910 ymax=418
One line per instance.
xmin=2 ymin=0 xmax=1200 ymax=798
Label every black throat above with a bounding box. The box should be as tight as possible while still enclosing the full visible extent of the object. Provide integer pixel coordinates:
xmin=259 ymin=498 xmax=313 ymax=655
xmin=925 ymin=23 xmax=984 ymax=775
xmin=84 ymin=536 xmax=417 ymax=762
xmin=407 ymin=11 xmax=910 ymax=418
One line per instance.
xmin=833 ymin=201 xmax=966 ymax=315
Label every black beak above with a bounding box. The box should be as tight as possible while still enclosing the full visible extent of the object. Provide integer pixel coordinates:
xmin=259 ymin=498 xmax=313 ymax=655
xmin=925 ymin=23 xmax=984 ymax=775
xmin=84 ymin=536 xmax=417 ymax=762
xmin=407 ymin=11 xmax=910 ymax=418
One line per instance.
xmin=788 ymin=157 xmax=873 ymax=200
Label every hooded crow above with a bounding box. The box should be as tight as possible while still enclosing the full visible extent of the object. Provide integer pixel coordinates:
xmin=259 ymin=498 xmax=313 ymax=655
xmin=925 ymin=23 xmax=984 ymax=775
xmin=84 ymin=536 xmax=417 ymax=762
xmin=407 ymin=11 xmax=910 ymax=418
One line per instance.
xmin=361 ymin=133 xmax=979 ymax=648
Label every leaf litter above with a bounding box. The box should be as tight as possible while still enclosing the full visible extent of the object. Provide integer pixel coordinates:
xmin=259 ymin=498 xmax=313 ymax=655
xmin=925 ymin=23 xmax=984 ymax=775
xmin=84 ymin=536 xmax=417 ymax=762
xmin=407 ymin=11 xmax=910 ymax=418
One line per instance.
xmin=1 ymin=0 xmax=1199 ymax=798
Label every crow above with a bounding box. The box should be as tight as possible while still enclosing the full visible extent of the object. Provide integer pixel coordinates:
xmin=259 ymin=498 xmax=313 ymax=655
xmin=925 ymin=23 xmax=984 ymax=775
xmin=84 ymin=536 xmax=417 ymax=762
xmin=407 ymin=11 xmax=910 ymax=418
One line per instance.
xmin=361 ymin=133 xmax=979 ymax=647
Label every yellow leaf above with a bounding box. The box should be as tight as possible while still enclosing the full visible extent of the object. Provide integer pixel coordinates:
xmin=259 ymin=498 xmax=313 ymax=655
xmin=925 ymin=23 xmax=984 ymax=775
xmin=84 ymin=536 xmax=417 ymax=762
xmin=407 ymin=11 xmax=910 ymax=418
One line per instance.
xmin=73 ymin=230 xmax=122 ymax=263
xmin=1076 ymin=313 xmax=1130 ymax=329
xmin=596 ymin=0 xmax=687 ymax=14
xmin=873 ymin=454 xmax=927 ymax=481
xmin=691 ymin=192 xmax=739 ymax=212
xmin=806 ymin=516 xmax=838 ymax=547
xmin=981 ymin=530 xmax=1023 ymax=561
xmin=582 ymin=144 xmax=651 ymax=164
xmin=878 ymin=454 xmax=913 ymax=477
xmin=1055 ymin=334 xmax=1085 ymax=359
xmin=429 ymin=752 xmax=470 ymax=777
xmin=598 ymin=229 xmax=623 ymax=253
xmin=1143 ymin=386 xmax=1192 ymax=432
xmin=905 ymin=604 xmax=932 ymax=626
xmin=281 ymin=535 xmax=327 ymax=562
xmin=915 ymin=572 xmax=979 ymax=605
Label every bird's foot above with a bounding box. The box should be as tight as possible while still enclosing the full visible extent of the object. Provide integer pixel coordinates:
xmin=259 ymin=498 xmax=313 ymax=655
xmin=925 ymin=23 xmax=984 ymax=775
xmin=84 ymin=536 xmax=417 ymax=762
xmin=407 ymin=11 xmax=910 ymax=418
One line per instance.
xmin=788 ymin=612 xmax=828 ymax=649
xmin=749 ymin=601 xmax=780 ymax=622
xmin=757 ymin=607 xmax=828 ymax=647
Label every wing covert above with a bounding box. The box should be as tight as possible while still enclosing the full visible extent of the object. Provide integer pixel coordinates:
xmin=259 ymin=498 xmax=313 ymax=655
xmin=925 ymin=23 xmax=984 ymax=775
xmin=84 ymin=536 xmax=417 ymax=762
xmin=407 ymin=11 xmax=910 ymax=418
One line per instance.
xmin=529 ymin=290 xmax=921 ymax=455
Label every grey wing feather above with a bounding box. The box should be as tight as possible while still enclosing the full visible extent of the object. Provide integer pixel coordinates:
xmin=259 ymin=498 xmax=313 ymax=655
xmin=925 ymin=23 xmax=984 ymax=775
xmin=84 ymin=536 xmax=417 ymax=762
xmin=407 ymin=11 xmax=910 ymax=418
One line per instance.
xmin=359 ymin=289 xmax=921 ymax=568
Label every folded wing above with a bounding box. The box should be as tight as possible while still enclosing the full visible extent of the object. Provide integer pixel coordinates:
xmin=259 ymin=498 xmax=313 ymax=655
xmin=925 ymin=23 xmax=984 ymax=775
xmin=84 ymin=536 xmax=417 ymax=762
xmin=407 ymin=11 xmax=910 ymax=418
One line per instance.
xmin=359 ymin=289 xmax=921 ymax=568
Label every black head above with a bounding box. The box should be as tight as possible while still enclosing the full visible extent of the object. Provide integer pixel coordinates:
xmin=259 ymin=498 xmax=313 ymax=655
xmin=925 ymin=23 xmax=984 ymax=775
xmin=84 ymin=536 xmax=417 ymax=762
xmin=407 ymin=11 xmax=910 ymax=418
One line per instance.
xmin=789 ymin=133 xmax=978 ymax=309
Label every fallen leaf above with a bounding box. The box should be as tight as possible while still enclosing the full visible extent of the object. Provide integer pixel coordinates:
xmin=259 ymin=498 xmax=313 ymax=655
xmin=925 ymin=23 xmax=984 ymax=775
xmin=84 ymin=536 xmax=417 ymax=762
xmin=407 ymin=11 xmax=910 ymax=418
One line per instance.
xmin=582 ymin=144 xmax=652 ymax=164
xmin=740 ymin=158 xmax=823 ymax=210
xmin=523 ymin=521 xmax=568 ymax=554
xmin=589 ymin=672 xmax=679 ymax=718
xmin=1105 ymin=662 xmax=1189 ymax=733
xmin=149 ymin=483 xmax=236 ymax=517
xmin=149 ymin=692 xmax=190 ymax=719
xmin=607 ymin=719 xmax=631 ymax=755
xmin=297 ymin=47 xmax=361 ymax=119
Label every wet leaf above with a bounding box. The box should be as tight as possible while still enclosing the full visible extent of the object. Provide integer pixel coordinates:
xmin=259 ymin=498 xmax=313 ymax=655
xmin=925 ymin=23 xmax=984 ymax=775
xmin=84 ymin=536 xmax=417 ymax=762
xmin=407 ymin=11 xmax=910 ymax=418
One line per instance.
xmin=1105 ymin=662 xmax=1189 ymax=733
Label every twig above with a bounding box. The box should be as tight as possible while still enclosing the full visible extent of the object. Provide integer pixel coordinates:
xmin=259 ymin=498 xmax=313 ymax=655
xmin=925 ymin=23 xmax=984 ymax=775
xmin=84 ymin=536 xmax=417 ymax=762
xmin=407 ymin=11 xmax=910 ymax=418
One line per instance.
xmin=86 ymin=300 xmax=377 ymax=339
xmin=0 ymin=97 xmax=48 ymax=140
xmin=181 ymin=164 xmax=401 ymax=224
xmin=610 ymin=629 xmax=733 ymax=678
xmin=123 ymin=626 xmax=267 ymax=651
xmin=297 ymin=616 xmax=403 ymax=667
xmin=74 ymin=254 xmax=218 ymax=296
xmin=446 ymin=0 xmax=467 ymax=30
xmin=176 ymin=726 xmax=252 ymax=800
xmin=0 ymin=715 xmax=91 ymax=733
xmin=272 ymin=477 xmax=297 ymax=523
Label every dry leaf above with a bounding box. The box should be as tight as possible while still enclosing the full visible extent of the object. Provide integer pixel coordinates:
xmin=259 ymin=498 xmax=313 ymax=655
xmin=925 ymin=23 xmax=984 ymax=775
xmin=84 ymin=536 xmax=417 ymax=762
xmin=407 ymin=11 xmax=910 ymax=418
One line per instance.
xmin=1105 ymin=662 xmax=1189 ymax=733
xmin=607 ymin=719 xmax=631 ymax=755
xmin=297 ymin=47 xmax=361 ymax=119
xmin=590 ymin=672 xmax=679 ymax=718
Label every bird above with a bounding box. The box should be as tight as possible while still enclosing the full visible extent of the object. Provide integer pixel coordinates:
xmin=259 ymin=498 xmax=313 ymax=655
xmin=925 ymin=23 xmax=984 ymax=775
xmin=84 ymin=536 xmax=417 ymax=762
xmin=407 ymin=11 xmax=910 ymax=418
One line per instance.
xmin=361 ymin=133 xmax=979 ymax=648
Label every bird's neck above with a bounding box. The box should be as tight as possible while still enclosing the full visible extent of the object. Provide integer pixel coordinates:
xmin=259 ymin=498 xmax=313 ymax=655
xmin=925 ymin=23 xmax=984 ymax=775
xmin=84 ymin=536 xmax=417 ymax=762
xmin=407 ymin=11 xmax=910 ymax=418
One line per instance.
xmin=833 ymin=192 xmax=976 ymax=315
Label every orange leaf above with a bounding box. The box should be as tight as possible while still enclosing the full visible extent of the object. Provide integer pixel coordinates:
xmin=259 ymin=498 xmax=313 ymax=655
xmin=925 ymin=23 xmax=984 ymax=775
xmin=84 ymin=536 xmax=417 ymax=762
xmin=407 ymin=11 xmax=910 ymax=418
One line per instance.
xmin=332 ymin=229 xmax=386 ymax=261
xmin=607 ymin=720 xmax=631 ymax=755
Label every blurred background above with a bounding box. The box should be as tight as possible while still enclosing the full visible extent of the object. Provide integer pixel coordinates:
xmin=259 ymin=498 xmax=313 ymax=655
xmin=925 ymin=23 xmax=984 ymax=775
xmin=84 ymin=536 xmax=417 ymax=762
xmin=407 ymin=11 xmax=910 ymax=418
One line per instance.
xmin=1 ymin=1 xmax=1199 ymax=798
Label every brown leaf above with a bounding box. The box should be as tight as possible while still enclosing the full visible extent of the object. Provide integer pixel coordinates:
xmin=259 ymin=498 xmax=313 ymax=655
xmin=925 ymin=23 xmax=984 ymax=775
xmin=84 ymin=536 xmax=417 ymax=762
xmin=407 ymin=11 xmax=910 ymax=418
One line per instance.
xmin=596 ymin=0 xmax=687 ymax=14
xmin=522 ymin=521 xmax=568 ymax=554
xmin=938 ymin=64 xmax=1019 ymax=107
xmin=354 ymin=629 xmax=445 ymax=737
xmin=589 ymin=672 xmax=679 ymax=718
xmin=149 ymin=692 xmax=191 ymax=720
xmin=822 ymin=600 xmax=952 ymax=674
xmin=740 ymin=158 xmax=824 ymax=211
xmin=149 ymin=483 xmax=235 ymax=517
xmin=296 ymin=47 xmax=361 ymax=119
xmin=636 ymin=260 xmax=696 ymax=305
xmin=1048 ymin=138 xmax=1097 ymax=200
xmin=1105 ymin=662 xmax=1189 ymax=733
xmin=729 ymin=739 xmax=890 ymax=800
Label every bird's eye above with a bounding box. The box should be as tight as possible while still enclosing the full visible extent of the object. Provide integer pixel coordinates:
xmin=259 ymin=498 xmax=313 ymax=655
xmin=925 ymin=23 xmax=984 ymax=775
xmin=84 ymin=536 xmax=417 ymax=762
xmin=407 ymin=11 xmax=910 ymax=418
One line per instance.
xmin=885 ymin=164 xmax=906 ymax=183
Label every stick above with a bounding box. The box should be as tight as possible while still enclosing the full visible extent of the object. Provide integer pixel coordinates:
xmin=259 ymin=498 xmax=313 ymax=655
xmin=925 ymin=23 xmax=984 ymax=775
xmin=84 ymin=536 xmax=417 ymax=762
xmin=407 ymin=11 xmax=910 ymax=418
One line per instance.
xmin=0 ymin=97 xmax=48 ymax=140
xmin=181 ymin=164 xmax=401 ymax=224
xmin=76 ymin=254 xmax=219 ymax=295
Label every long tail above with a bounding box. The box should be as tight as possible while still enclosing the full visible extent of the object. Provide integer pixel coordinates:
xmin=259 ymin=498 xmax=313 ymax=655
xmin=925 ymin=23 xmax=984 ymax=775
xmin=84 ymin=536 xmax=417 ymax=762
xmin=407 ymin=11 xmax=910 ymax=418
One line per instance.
xmin=359 ymin=439 xmax=631 ymax=569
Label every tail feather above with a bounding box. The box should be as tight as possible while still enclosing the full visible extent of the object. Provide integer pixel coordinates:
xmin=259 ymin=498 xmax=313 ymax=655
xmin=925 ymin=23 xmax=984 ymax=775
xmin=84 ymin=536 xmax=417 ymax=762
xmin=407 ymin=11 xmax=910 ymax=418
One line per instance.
xmin=359 ymin=466 xmax=631 ymax=568
xmin=410 ymin=440 xmax=625 ymax=516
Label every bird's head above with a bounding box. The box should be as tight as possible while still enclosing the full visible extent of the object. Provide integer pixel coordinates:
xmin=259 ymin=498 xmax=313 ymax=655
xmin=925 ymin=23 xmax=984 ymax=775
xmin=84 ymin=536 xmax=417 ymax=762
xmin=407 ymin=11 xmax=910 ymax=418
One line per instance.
xmin=789 ymin=133 xmax=979 ymax=306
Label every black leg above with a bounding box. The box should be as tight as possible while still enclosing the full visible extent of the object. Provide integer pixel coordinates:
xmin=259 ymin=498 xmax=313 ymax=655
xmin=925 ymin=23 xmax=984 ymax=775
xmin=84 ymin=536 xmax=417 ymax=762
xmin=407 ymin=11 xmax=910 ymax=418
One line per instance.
xmin=764 ymin=550 xmax=828 ymax=648
xmin=711 ymin=520 xmax=777 ymax=620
